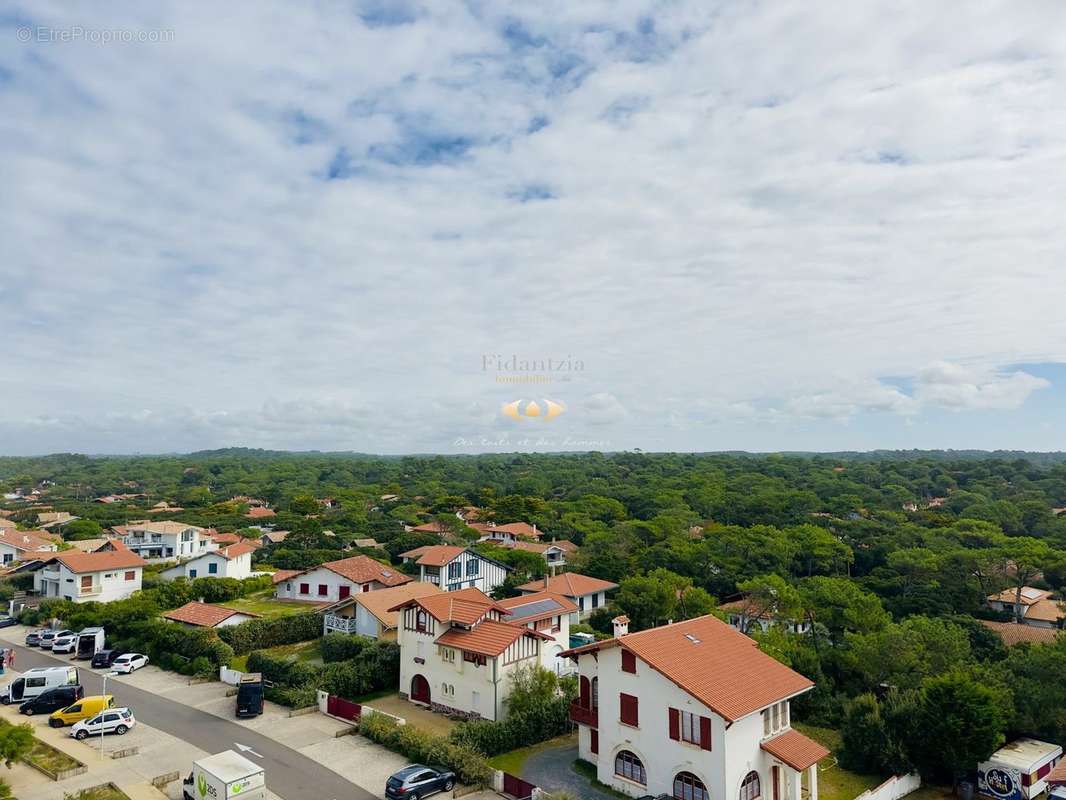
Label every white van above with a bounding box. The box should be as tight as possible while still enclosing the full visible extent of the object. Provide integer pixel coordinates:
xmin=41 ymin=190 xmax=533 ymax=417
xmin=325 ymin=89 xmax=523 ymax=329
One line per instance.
xmin=0 ymin=666 xmax=79 ymax=704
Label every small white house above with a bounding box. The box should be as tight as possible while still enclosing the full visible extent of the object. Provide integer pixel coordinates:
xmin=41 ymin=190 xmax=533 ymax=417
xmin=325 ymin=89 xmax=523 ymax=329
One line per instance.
xmin=163 ymin=601 xmax=261 ymax=628
xmin=517 ymin=572 xmax=618 ymax=621
xmin=321 ymin=581 xmax=442 ymax=640
xmin=33 ymin=550 xmax=146 ymax=603
xmin=0 ymin=529 xmax=58 ymax=565
xmin=399 ymin=545 xmax=510 ymax=594
xmin=117 ymin=521 xmax=216 ymax=562
xmin=160 ymin=542 xmax=257 ymax=581
xmin=273 ymin=555 xmax=412 ymax=604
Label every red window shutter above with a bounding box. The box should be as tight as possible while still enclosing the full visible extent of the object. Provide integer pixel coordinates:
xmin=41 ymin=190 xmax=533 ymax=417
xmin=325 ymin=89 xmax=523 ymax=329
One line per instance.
xmin=699 ymin=715 xmax=712 ymax=750
xmin=669 ymin=707 xmax=680 ymax=740
xmin=590 ymin=730 xmax=599 ymax=754
xmin=620 ymin=693 xmax=639 ymax=726
xmin=621 ymin=650 xmax=636 ymax=673
xmin=580 ymin=676 xmax=591 ymax=707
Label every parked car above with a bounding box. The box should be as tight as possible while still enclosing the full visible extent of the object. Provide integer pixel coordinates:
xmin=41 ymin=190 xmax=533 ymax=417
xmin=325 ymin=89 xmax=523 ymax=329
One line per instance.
xmin=24 ymin=630 xmax=41 ymax=647
xmin=19 ymin=685 xmax=84 ymax=716
xmin=71 ymin=707 xmax=135 ymax=740
xmin=51 ymin=632 xmax=78 ymax=655
xmin=38 ymin=629 xmax=69 ymax=649
xmin=385 ymin=765 xmax=456 ymax=799
xmin=91 ymin=649 xmax=121 ymax=669
xmin=0 ymin=616 xmax=17 ymax=629
xmin=111 ymin=653 xmax=148 ymax=674
xmin=49 ymin=695 xmax=114 ymax=728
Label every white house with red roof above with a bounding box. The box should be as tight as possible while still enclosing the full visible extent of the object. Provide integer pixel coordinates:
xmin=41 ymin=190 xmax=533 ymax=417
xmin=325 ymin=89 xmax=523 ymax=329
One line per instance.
xmin=475 ymin=521 xmax=543 ymax=545
xmin=561 ymin=615 xmax=828 ymax=800
xmin=32 ymin=549 xmax=147 ymax=603
xmin=517 ymin=572 xmax=618 ymax=620
xmin=160 ymin=541 xmax=258 ymax=581
xmin=389 ymin=587 xmax=551 ymax=721
xmin=273 ymin=555 xmax=412 ymax=603
xmin=163 ymin=600 xmax=260 ymax=628
xmin=498 ymin=591 xmax=578 ymax=675
xmin=400 ymin=545 xmax=510 ymax=594
xmin=0 ymin=529 xmax=58 ymax=565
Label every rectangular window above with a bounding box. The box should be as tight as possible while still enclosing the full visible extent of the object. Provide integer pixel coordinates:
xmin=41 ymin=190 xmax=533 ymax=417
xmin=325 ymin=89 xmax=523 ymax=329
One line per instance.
xmin=464 ymin=651 xmax=488 ymax=667
xmin=300 ymin=583 xmax=310 ymax=595
xmin=471 ymin=690 xmax=480 ymax=710
xmin=318 ymin=584 xmax=328 ymax=596
xmin=619 ymin=693 xmax=639 ymax=727
xmin=680 ymin=710 xmax=699 ymax=744
xmin=80 ymin=575 xmax=93 ymax=589
xmin=338 ymin=585 xmax=351 ymax=599
xmin=440 ymin=647 xmax=455 ymax=663
xmin=124 ymin=571 xmax=135 ymax=581
xmin=466 ymin=559 xmax=479 ymax=576
xmin=621 ymin=650 xmax=636 ymax=673
xmin=591 ymin=593 xmax=599 ymax=608
xmin=448 ymin=561 xmax=462 ymax=580
xmin=208 ymin=562 xmax=218 ymax=574
xmin=590 ymin=729 xmax=599 ymax=755
xmin=579 ymin=596 xmax=585 ymax=611
xmin=189 ymin=569 xmax=197 ymax=578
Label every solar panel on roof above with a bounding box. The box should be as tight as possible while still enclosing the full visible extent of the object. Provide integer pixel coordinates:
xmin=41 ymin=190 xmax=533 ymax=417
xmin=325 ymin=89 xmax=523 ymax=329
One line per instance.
xmin=507 ymin=598 xmax=561 ymax=619
xmin=1021 ymin=588 xmax=1043 ymax=599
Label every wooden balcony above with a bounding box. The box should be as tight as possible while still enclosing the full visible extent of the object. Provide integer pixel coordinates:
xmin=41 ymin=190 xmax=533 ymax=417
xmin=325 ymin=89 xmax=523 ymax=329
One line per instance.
xmin=569 ymin=699 xmax=598 ymax=728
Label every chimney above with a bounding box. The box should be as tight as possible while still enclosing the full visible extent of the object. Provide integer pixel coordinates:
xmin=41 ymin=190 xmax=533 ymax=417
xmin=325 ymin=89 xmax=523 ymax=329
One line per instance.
xmin=612 ymin=615 xmax=629 ymax=638
xmin=543 ymin=574 xmax=549 ymax=590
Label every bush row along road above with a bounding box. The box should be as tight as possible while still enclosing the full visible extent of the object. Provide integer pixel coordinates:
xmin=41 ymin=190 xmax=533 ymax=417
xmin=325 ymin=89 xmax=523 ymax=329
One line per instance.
xmin=5 ymin=642 xmax=378 ymax=800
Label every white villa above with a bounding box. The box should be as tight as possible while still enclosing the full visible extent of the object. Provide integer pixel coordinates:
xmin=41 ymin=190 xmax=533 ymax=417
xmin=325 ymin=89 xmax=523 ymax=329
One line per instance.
xmin=160 ymin=541 xmax=257 ymax=581
xmin=117 ymin=521 xmax=216 ymax=562
xmin=273 ymin=555 xmax=412 ymax=603
xmin=321 ymin=581 xmax=441 ymax=640
xmin=498 ymin=591 xmax=577 ymax=675
xmin=517 ymin=572 xmax=618 ymax=621
xmin=399 ymin=546 xmax=510 ymax=594
xmin=33 ymin=549 xmax=146 ymax=603
xmin=562 ymin=615 xmax=829 ymax=800
xmin=391 ymin=587 xmax=551 ymax=721
xmin=0 ymin=529 xmax=58 ymax=565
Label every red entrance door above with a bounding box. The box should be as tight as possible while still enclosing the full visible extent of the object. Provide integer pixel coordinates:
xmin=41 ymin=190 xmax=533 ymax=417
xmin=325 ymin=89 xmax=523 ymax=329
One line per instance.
xmin=411 ymin=674 xmax=431 ymax=704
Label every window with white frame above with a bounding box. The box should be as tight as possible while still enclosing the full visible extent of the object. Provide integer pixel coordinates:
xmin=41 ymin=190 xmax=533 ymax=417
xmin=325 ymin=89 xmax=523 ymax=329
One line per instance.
xmin=762 ymin=701 xmax=789 ymax=736
xmin=679 ymin=710 xmax=700 ymax=745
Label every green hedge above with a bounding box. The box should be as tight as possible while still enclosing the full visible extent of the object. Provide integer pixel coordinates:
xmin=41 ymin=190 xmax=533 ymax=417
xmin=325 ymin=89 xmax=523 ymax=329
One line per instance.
xmin=217 ymin=613 xmax=322 ymax=655
xmin=360 ymin=712 xmax=491 ymax=786
xmin=321 ymin=632 xmax=371 ymax=662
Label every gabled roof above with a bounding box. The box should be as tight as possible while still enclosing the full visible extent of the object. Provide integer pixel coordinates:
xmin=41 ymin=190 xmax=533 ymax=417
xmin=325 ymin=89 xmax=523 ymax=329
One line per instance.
xmin=498 ymin=591 xmax=578 ymax=624
xmin=0 ymin=529 xmax=57 ymax=552
xmin=516 ymin=572 xmax=618 ymax=597
xmin=217 ymin=542 xmax=258 ymax=560
xmin=435 ymin=618 xmax=551 ymax=657
xmin=988 ymin=587 xmax=1053 ymax=606
xmin=210 ymin=532 xmax=242 ymax=545
xmin=760 ymin=728 xmax=830 ymax=771
xmin=491 ymin=522 xmax=542 ymax=539
xmin=164 ymin=601 xmax=260 ymax=627
xmin=271 ymin=569 xmax=302 ymax=585
xmin=43 ymin=549 xmax=147 ymax=574
xmin=389 ymin=586 xmax=510 ymax=626
xmin=401 ymin=545 xmax=466 ymax=566
xmin=560 ymin=615 xmax=814 ymax=723
xmin=327 ymin=582 xmax=442 ymax=629
xmin=245 ymin=507 xmax=276 ymax=519
xmin=124 ymin=521 xmax=204 ymax=535
xmin=979 ymin=620 xmax=1061 ymax=646
xmin=1023 ymin=598 xmax=1065 ymax=623
xmin=282 ymin=555 xmax=411 ymax=587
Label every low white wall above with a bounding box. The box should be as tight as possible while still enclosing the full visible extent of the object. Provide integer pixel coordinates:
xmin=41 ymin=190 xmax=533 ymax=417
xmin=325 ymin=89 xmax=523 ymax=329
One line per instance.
xmin=855 ymin=774 xmax=921 ymax=800
xmin=219 ymin=666 xmax=244 ymax=686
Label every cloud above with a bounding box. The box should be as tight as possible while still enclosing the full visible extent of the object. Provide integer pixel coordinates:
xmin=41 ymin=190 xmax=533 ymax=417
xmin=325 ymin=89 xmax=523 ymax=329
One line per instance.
xmin=1 ymin=2 xmax=1065 ymax=453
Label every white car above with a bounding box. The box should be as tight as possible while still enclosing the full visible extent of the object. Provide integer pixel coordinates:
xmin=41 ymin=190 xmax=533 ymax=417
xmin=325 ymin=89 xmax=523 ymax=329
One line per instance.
xmin=111 ymin=653 xmax=148 ymax=674
xmin=71 ymin=707 xmax=135 ymax=740
xmin=51 ymin=633 xmax=78 ymax=655
xmin=44 ymin=629 xmax=74 ymax=651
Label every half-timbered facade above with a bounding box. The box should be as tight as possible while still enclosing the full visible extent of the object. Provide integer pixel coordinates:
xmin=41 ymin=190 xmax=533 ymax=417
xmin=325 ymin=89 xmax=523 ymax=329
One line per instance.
xmin=399 ymin=545 xmax=510 ymax=594
xmin=390 ymin=587 xmax=549 ymax=721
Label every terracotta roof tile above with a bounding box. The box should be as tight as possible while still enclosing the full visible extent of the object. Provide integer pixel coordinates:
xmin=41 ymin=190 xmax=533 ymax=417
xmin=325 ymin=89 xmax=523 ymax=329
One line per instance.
xmin=0 ymin=529 xmax=57 ymax=552
xmin=45 ymin=549 xmax=146 ymax=574
xmin=164 ymin=601 xmax=260 ymax=627
xmin=217 ymin=542 xmax=258 ymax=560
xmin=988 ymin=587 xmax=1053 ymax=606
xmin=322 ymin=555 xmax=411 ymax=587
xmin=333 ymin=582 xmax=442 ymax=629
xmin=245 ymin=507 xmax=276 ymax=519
xmin=271 ymin=569 xmax=302 ymax=585
xmin=979 ymin=620 xmax=1061 ymax=646
xmin=516 ymin=572 xmax=618 ymax=597
xmin=1024 ymin=598 xmax=1065 ymax=623
xmin=561 ymin=615 xmax=814 ymax=722
xmin=389 ymin=587 xmax=508 ymax=625
xmin=1048 ymin=758 xmax=1066 ymax=786
xmin=401 ymin=545 xmax=466 ymax=567
xmin=435 ymin=619 xmax=550 ymax=657
xmin=760 ymin=728 xmax=830 ymax=771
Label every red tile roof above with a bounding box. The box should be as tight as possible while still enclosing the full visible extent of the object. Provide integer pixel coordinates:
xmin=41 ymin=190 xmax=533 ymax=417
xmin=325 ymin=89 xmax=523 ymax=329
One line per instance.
xmin=0 ymin=529 xmax=57 ymax=552
xmin=760 ymin=728 xmax=830 ymax=771
xmin=210 ymin=532 xmax=242 ymax=545
xmin=516 ymin=572 xmax=618 ymax=597
xmin=45 ymin=549 xmax=146 ymax=574
xmin=560 ymin=615 xmax=814 ymax=722
xmin=492 ymin=522 xmax=541 ymax=539
xmin=401 ymin=545 xmax=466 ymax=567
xmin=336 ymin=582 xmax=443 ymax=629
xmin=1048 ymin=758 xmax=1066 ymax=786
xmin=498 ymin=592 xmax=578 ymax=624
xmin=271 ymin=569 xmax=302 ymax=585
xmin=217 ymin=542 xmax=258 ymax=560
xmin=435 ymin=619 xmax=550 ymax=657
xmin=245 ymin=507 xmax=276 ymax=519
xmin=164 ymin=601 xmax=260 ymax=627
xmin=389 ymin=587 xmax=509 ymax=626
xmin=980 ymin=620 xmax=1062 ymax=646
xmin=323 ymin=555 xmax=411 ymax=587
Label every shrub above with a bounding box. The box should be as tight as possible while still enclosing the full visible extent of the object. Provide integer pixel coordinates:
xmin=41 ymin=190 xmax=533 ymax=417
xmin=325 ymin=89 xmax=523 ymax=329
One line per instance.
xmin=360 ymin=713 xmax=491 ymax=786
xmin=218 ymin=614 xmax=322 ymax=655
xmin=321 ymin=632 xmax=370 ymax=663
xmin=267 ymin=684 xmax=318 ymax=708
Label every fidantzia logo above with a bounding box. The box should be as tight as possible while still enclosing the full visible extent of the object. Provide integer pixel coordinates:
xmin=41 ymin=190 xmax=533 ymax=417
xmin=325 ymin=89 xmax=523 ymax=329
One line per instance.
xmin=501 ymin=399 xmax=566 ymax=421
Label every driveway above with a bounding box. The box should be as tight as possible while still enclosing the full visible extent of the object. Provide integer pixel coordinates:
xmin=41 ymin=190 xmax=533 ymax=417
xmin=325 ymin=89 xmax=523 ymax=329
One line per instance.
xmin=520 ymin=741 xmax=617 ymax=800
xmin=1 ymin=639 xmax=376 ymax=800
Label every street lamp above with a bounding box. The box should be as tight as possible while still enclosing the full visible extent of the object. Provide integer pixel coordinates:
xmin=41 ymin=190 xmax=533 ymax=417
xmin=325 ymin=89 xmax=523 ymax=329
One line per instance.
xmin=99 ymin=672 xmax=118 ymax=759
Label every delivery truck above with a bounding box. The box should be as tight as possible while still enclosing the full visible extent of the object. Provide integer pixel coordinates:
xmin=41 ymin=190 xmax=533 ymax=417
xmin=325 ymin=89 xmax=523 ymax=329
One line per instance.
xmin=183 ymin=750 xmax=265 ymax=800
xmin=75 ymin=628 xmax=105 ymax=660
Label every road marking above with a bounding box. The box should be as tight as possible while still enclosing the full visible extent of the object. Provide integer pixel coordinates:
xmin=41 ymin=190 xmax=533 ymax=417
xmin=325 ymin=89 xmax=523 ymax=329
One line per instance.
xmin=234 ymin=742 xmax=264 ymax=758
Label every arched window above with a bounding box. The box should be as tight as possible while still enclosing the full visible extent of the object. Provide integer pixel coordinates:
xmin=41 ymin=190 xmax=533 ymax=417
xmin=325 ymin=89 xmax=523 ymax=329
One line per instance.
xmin=740 ymin=771 xmax=760 ymax=800
xmin=416 ymin=610 xmax=429 ymax=632
xmin=674 ymin=771 xmax=708 ymax=800
xmin=591 ymin=676 xmax=599 ymax=709
xmin=580 ymin=675 xmax=591 ymax=707
xmin=615 ymin=751 xmax=646 ymax=785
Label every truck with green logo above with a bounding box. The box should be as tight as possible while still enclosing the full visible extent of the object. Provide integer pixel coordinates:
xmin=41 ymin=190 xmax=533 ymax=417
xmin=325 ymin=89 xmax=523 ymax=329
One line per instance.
xmin=182 ymin=750 xmax=265 ymax=800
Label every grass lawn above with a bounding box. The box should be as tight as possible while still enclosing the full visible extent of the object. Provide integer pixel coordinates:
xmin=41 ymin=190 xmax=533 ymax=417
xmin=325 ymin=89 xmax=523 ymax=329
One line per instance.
xmin=794 ymin=723 xmax=883 ymax=800
xmin=571 ymin=758 xmax=632 ymax=800
xmin=220 ymin=589 xmax=318 ymax=619
xmin=230 ymin=639 xmax=323 ymax=672
xmin=26 ymin=737 xmax=83 ymax=774
xmin=488 ymin=734 xmax=575 ymax=775
xmin=65 ymin=785 xmax=131 ymax=800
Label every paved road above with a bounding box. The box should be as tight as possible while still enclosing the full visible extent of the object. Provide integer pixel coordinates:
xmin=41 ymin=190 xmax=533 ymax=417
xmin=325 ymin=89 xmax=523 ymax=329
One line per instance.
xmin=4 ymin=642 xmax=379 ymax=800
xmin=520 ymin=740 xmax=615 ymax=800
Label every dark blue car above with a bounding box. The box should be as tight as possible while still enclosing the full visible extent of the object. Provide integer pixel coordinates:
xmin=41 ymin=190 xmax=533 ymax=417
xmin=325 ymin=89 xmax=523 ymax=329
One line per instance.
xmin=385 ymin=765 xmax=455 ymax=799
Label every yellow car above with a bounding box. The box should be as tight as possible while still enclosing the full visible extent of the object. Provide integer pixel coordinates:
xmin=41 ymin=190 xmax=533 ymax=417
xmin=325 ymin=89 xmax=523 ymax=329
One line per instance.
xmin=49 ymin=695 xmax=114 ymax=728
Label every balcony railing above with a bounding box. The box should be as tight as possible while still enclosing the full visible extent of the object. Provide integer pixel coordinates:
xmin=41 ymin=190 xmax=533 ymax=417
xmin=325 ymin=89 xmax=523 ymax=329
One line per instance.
xmin=322 ymin=613 xmax=359 ymax=634
xmin=569 ymin=700 xmax=598 ymax=728
xmin=79 ymin=585 xmax=101 ymax=596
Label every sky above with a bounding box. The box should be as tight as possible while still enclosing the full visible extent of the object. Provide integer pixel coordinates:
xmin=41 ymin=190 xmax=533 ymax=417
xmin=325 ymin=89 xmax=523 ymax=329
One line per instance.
xmin=3 ymin=1 xmax=1066 ymax=456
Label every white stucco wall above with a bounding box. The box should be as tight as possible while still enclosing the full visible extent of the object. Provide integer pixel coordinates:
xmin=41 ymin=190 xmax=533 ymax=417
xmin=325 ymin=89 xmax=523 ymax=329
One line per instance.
xmin=35 ymin=564 xmax=142 ymax=603
xmin=162 ymin=551 xmax=252 ymax=581
xmin=275 ymin=566 xmax=378 ymax=602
